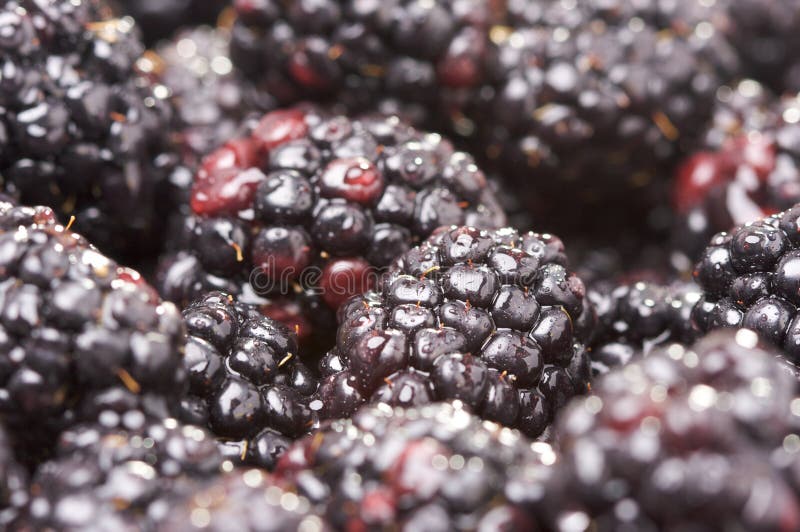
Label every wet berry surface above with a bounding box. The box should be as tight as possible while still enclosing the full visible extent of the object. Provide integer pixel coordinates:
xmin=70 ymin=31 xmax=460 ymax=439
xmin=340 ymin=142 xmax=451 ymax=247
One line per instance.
xmin=2 ymin=1 xmax=800 ymax=529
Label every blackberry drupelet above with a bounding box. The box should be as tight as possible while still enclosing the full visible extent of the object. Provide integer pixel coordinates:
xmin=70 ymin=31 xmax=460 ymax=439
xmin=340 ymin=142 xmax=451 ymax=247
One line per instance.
xmin=0 ymin=425 xmax=27 ymax=527
xmin=315 ymin=225 xmax=594 ymax=437
xmin=691 ymin=203 xmax=800 ymax=366
xmin=156 ymin=468 xmax=327 ymax=531
xmin=20 ymin=413 xmax=222 ymax=530
xmin=275 ymin=401 xmax=555 ymax=531
xmin=229 ymin=0 xmax=503 ymax=113
xmin=543 ymin=329 xmax=800 ymax=530
xmin=0 ymin=200 xmax=186 ymax=459
xmin=587 ymin=280 xmax=701 ymax=375
xmin=0 ymin=0 xmax=177 ymax=262
xmin=115 ymin=0 xmax=228 ymax=45
xmin=672 ymin=83 xmax=800 ymax=261
xmin=181 ymin=291 xmax=318 ymax=470
xmin=156 ymin=105 xmax=507 ymax=349
xmin=477 ymin=0 xmax=741 ymax=237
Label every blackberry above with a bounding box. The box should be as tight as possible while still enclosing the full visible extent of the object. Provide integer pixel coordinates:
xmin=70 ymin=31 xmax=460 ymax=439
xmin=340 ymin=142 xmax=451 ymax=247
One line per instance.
xmin=0 ymin=425 xmax=27 ymax=527
xmin=0 ymin=200 xmax=186 ymax=460
xmin=155 ymin=468 xmax=326 ymax=531
xmin=181 ymin=291 xmax=318 ymax=470
xmin=672 ymin=82 xmax=800 ymax=261
xmin=543 ymin=329 xmax=800 ymax=530
xmin=691 ymin=203 xmax=800 ymax=365
xmin=229 ymin=0 xmax=503 ymax=113
xmin=0 ymin=0 xmax=179 ymax=263
xmin=476 ymin=0 xmax=741 ymax=237
xmin=724 ymin=0 xmax=800 ymax=93
xmin=156 ymin=106 xmax=507 ymax=350
xmin=314 ymin=225 xmax=594 ymax=437
xmin=19 ymin=413 xmax=222 ymax=530
xmin=587 ymin=279 xmax=702 ymax=375
xmin=275 ymin=401 xmax=555 ymax=530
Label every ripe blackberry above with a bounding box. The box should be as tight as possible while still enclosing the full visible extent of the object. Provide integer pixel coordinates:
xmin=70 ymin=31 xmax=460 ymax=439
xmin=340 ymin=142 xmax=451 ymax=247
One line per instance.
xmin=691 ymin=203 xmax=800 ymax=366
xmin=0 ymin=0 xmax=178 ymax=262
xmin=156 ymin=106 xmax=507 ymax=348
xmin=276 ymin=401 xmax=555 ymax=530
xmin=156 ymin=468 xmax=326 ymax=531
xmin=181 ymin=291 xmax=318 ymax=470
xmin=672 ymin=83 xmax=800 ymax=261
xmin=0 ymin=425 xmax=27 ymax=527
xmin=20 ymin=413 xmax=222 ymax=530
xmin=587 ymin=280 xmax=701 ymax=375
xmin=477 ymin=0 xmax=741 ymax=237
xmin=544 ymin=329 xmax=800 ymax=530
xmin=0 ymin=200 xmax=186 ymax=459
xmin=229 ymin=0 xmax=503 ymax=112
xmin=314 ymin=225 xmax=594 ymax=437
xmin=724 ymin=0 xmax=800 ymax=93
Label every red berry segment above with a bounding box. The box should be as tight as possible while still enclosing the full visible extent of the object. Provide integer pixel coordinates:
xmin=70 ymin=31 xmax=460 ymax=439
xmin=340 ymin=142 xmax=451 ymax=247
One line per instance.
xmin=191 ymin=167 xmax=268 ymax=216
xmin=253 ymin=108 xmax=309 ymax=152
xmin=320 ymin=258 xmax=374 ymax=310
xmin=672 ymin=151 xmax=730 ymax=213
xmin=319 ymin=157 xmax=385 ymax=205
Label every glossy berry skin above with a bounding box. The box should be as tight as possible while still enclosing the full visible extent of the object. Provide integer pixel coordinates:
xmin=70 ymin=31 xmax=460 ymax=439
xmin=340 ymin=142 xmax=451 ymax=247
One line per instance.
xmin=692 ymin=204 xmax=800 ymax=365
xmin=0 ymin=0 xmax=177 ymax=263
xmin=542 ymin=329 xmax=800 ymax=531
xmin=0 ymin=200 xmax=186 ymax=461
xmin=117 ymin=0 xmax=227 ymax=45
xmin=20 ymin=413 xmax=223 ymax=530
xmin=180 ymin=291 xmax=318 ymax=469
xmin=157 ymin=106 xmax=507 ymax=350
xmin=315 ymin=225 xmax=594 ymax=437
xmin=587 ymin=280 xmax=702 ymax=375
xmin=276 ymin=401 xmax=554 ymax=531
xmin=672 ymin=83 xmax=800 ymax=261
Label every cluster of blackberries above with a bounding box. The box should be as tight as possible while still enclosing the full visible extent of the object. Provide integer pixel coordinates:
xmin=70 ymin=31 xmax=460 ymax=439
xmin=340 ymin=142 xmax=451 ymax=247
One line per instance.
xmin=156 ymin=105 xmax=506 ymax=352
xmin=1 ymin=0 xmax=800 ymax=530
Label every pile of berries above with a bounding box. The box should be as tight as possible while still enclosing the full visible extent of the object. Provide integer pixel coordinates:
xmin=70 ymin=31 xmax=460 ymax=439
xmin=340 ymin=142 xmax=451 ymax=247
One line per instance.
xmin=2 ymin=0 xmax=800 ymax=529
